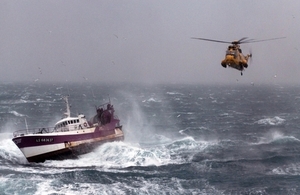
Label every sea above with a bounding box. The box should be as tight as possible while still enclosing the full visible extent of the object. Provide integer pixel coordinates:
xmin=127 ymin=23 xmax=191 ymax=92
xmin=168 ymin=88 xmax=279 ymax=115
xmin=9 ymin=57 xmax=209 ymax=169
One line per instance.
xmin=1 ymin=82 xmax=300 ymax=195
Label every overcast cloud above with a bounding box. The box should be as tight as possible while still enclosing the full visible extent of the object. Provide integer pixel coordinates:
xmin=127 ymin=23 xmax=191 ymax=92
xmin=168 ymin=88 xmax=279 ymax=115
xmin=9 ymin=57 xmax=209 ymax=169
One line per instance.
xmin=0 ymin=0 xmax=299 ymax=85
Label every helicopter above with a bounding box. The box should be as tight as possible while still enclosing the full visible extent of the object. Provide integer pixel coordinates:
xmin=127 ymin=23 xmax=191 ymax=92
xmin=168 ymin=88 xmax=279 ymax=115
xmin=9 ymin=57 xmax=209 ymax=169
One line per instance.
xmin=192 ymin=37 xmax=285 ymax=75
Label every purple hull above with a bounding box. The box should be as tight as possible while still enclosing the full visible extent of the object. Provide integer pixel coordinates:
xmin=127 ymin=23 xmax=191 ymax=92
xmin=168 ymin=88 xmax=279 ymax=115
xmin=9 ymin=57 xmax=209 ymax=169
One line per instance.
xmin=13 ymin=126 xmax=117 ymax=148
xmin=26 ymin=133 xmax=124 ymax=163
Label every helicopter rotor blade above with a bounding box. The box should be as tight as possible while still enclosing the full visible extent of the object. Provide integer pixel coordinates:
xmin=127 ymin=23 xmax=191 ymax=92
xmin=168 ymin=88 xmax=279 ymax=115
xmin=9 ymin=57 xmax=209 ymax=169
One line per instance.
xmin=242 ymin=38 xmax=255 ymax=43
xmin=192 ymin=36 xmax=286 ymax=45
xmin=240 ymin=37 xmax=286 ymax=44
xmin=237 ymin=37 xmax=249 ymax=43
xmin=191 ymin=37 xmax=231 ymax=44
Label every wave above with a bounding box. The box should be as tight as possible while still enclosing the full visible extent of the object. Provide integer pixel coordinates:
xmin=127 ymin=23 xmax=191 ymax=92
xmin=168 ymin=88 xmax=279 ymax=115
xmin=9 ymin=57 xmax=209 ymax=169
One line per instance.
xmin=29 ymin=173 xmax=223 ymax=195
xmin=256 ymin=116 xmax=285 ymax=125
xmin=8 ymin=111 xmax=25 ymax=117
xmin=255 ymin=131 xmax=300 ymax=145
xmin=166 ymin=91 xmax=184 ymax=96
xmin=139 ymin=134 xmax=172 ymax=146
xmin=166 ymin=136 xmax=201 ymax=152
xmin=0 ymin=99 xmax=34 ymax=105
xmin=38 ymin=136 xmax=208 ymax=170
xmin=142 ymin=97 xmax=161 ymax=103
xmin=40 ymin=141 xmax=172 ymax=169
xmin=0 ymin=135 xmax=27 ymax=165
xmin=272 ymin=162 xmax=300 ymax=176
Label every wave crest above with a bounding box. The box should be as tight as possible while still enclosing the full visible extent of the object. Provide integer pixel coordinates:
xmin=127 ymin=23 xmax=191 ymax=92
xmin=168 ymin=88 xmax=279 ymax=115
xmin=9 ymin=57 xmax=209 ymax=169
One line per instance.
xmin=256 ymin=116 xmax=285 ymax=125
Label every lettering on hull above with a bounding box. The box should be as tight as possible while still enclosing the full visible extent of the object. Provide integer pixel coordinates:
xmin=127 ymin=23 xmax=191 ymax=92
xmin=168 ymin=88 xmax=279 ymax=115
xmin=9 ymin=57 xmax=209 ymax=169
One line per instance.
xmin=36 ymin=138 xmax=54 ymax=143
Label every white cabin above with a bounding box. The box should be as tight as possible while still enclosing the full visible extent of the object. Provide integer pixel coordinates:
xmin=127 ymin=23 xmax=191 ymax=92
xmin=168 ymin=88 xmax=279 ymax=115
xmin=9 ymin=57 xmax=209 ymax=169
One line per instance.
xmin=54 ymin=114 xmax=90 ymax=132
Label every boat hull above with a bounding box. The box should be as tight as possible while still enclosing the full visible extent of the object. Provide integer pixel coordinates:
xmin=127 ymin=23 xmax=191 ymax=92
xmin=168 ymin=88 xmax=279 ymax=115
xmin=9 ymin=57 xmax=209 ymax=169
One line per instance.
xmin=13 ymin=126 xmax=124 ymax=163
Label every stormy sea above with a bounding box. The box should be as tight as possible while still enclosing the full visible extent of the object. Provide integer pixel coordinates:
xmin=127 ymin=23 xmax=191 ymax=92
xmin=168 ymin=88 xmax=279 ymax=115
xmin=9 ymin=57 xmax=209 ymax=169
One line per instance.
xmin=1 ymin=82 xmax=300 ymax=195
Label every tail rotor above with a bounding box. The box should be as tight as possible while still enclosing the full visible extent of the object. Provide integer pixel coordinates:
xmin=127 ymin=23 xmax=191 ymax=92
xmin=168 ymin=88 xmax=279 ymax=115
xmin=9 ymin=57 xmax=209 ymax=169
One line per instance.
xmin=248 ymin=48 xmax=253 ymax=64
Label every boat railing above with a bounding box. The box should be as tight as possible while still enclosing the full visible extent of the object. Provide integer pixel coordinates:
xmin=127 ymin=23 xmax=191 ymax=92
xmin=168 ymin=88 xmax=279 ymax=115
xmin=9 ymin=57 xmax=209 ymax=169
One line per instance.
xmin=13 ymin=122 xmax=92 ymax=137
xmin=13 ymin=127 xmax=56 ymax=137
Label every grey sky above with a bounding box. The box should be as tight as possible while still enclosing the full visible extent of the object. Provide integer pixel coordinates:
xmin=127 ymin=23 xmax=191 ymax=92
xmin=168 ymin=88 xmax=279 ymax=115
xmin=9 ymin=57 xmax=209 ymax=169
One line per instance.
xmin=0 ymin=1 xmax=299 ymax=85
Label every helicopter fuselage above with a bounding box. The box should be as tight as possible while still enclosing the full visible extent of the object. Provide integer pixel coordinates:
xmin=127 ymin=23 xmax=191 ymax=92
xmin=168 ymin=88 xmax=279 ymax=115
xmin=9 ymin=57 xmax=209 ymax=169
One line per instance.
xmin=221 ymin=45 xmax=250 ymax=72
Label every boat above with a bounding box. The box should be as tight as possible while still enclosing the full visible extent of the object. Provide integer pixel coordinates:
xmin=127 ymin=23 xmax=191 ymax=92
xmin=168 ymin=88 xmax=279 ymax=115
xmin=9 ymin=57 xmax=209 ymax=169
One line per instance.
xmin=12 ymin=97 xmax=124 ymax=163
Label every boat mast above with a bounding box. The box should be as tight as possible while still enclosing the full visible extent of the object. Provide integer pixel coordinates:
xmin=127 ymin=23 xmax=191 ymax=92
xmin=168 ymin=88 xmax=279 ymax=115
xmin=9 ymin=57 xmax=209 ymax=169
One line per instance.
xmin=25 ymin=117 xmax=29 ymax=134
xmin=63 ymin=96 xmax=71 ymax=118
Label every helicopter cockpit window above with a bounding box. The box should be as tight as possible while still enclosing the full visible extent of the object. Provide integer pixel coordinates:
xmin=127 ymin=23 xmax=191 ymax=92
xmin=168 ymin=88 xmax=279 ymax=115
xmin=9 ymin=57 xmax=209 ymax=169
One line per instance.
xmin=226 ymin=50 xmax=237 ymax=56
